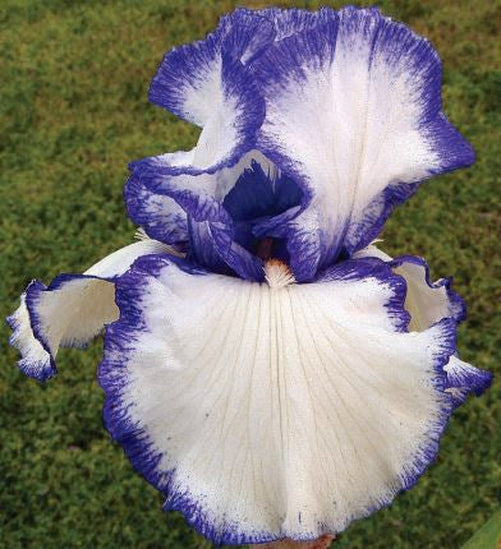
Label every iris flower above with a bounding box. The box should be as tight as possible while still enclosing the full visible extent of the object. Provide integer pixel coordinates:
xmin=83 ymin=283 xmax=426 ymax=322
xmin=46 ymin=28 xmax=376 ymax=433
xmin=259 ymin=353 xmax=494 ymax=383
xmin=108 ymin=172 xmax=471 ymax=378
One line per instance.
xmin=8 ymin=6 xmax=492 ymax=547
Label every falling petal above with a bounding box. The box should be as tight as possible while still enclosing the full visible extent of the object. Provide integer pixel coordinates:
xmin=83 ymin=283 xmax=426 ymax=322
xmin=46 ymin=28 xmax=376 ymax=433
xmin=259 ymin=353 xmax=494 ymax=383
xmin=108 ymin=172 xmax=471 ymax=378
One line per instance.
xmin=100 ymin=254 xmax=456 ymax=544
xmin=443 ymin=356 xmax=493 ymax=407
xmin=7 ymin=240 xmax=173 ymax=381
xmin=355 ymin=244 xmax=492 ymax=405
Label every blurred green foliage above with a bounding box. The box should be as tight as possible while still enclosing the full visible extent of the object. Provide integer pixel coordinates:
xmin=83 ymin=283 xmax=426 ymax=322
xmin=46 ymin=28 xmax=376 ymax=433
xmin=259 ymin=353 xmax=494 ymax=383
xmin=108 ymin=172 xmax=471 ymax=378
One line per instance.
xmin=1 ymin=1 xmax=500 ymax=548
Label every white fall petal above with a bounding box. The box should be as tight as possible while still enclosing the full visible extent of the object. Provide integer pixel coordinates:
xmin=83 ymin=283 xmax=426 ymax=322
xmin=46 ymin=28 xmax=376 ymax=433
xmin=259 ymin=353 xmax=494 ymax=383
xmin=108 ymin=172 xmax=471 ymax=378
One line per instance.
xmin=101 ymin=256 xmax=454 ymax=543
xmin=8 ymin=239 xmax=173 ymax=381
xmin=354 ymin=244 xmax=491 ymax=405
xmin=354 ymin=244 xmax=458 ymax=330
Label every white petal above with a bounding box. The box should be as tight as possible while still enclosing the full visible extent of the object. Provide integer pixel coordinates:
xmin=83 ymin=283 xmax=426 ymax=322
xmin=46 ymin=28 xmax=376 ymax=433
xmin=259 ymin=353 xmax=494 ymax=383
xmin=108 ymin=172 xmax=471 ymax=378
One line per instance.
xmin=353 ymin=242 xmax=392 ymax=262
xmin=149 ymin=10 xmax=274 ymax=126
xmin=354 ymin=244 xmax=491 ymax=403
xmin=255 ymin=8 xmax=474 ymax=277
xmin=101 ymin=256 xmax=455 ymax=544
xmin=83 ymin=239 xmax=174 ymax=277
xmin=392 ymin=260 xmax=455 ymax=332
xmin=8 ymin=239 xmax=173 ymax=381
xmin=354 ymin=245 xmax=463 ymax=330
xmin=7 ymin=294 xmax=52 ymax=381
xmin=137 ymin=43 xmax=265 ymax=180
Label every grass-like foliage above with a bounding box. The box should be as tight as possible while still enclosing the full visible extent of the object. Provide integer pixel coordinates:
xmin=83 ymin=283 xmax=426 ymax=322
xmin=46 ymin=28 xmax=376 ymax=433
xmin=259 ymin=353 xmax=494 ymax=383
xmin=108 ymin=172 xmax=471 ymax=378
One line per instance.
xmin=1 ymin=1 xmax=500 ymax=548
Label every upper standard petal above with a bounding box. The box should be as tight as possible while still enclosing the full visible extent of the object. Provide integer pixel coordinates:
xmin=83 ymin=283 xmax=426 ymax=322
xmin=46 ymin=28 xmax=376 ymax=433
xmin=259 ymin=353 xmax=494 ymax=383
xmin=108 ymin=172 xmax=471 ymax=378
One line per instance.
xmin=254 ymin=6 xmax=474 ymax=280
xmin=125 ymin=174 xmax=188 ymax=246
xmin=148 ymin=9 xmax=275 ymax=124
xmin=130 ymin=33 xmax=267 ymax=279
xmin=130 ymin=6 xmax=475 ymax=283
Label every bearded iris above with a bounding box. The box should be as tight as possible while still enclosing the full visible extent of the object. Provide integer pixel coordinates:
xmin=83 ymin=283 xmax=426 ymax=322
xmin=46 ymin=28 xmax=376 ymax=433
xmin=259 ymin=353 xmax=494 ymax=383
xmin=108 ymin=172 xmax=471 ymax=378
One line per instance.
xmin=8 ymin=6 xmax=492 ymax=546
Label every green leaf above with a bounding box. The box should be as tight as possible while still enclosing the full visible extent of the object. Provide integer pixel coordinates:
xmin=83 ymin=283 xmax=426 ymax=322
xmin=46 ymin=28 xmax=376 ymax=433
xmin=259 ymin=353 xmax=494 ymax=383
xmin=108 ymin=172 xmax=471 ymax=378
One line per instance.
xmin=462 ymin=512 xmax=501 ymax=549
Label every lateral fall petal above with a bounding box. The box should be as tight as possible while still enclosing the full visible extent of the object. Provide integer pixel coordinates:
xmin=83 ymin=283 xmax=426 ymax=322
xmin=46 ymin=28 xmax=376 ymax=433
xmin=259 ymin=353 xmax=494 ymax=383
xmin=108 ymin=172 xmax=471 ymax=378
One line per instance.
xmin=7 ymin=240 xmax=173 ymax=381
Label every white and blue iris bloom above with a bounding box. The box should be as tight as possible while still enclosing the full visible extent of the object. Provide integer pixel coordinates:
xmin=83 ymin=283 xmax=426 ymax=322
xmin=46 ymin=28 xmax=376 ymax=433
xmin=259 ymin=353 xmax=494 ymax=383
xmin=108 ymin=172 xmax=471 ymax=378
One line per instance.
xmin=8 ymin=6 xmax=492 ymax=546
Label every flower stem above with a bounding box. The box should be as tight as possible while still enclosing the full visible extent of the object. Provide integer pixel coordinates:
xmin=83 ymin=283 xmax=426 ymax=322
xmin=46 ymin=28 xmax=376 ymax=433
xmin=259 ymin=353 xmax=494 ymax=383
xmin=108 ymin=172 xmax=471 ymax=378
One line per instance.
xmin=252 ymin=535 xmax=336 ymax=549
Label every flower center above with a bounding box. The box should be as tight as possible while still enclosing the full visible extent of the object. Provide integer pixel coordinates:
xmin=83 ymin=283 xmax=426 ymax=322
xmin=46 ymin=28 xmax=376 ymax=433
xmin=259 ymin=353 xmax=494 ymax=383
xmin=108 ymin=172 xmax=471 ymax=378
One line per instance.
xmin=264 ymin=259 xmax=295 ymax=289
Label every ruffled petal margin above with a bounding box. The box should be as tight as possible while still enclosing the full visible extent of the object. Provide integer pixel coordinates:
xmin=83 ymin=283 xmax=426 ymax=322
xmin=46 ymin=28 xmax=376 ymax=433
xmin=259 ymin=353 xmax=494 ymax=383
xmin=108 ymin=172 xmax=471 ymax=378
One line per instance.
xmin=255 ymin=7 xmax=319 ymax=42
xmin=7 ymin=239 xmax=172 ymax=381
xmin=148 ymin=8 xmax=275 ymax=125
xmin=255 ymin=6 xmax=474 ymax=281
xmin=355 ymin=245 xmax=493 ymax=405
xmin=444 ymin=356 xmax=493 ymax=408
xmin=100 ymin=254 xmax=457 ymax=544
xmin=392 ymin=255 xmax=492 ymax=405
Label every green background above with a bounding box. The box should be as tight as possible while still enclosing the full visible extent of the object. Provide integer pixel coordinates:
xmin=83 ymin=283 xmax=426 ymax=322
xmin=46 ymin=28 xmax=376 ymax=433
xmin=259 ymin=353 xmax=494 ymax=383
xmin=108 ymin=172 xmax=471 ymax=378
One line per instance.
xmin=1 ymin=0 xmax=500 ymax=547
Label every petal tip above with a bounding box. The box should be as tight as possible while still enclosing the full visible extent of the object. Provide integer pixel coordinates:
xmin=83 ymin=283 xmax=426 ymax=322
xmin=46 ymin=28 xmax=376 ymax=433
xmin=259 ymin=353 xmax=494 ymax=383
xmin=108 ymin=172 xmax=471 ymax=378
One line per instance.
xmin=6 ymin=299 xmax=57 ymax=382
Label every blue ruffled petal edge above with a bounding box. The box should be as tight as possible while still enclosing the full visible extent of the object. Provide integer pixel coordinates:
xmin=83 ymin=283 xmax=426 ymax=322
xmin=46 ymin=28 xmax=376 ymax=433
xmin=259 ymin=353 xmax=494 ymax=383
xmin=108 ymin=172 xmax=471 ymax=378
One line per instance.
xmin=391 ymin=254 xmax=467 ymax=324
xmin=6 ymin=274 xmax=107 ymax=382
xmin=7 ymin=289 xmax=55 ymax=382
